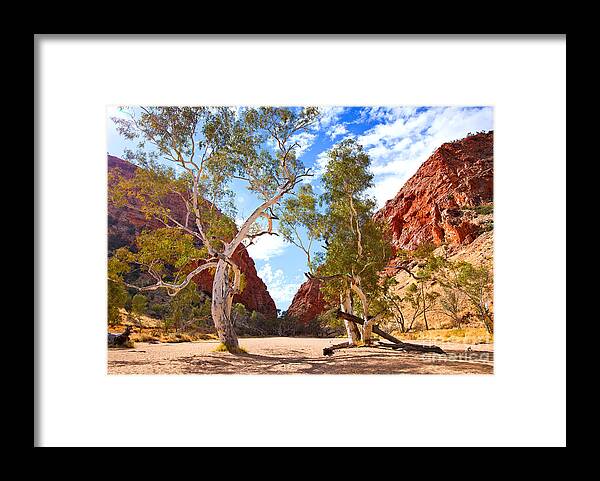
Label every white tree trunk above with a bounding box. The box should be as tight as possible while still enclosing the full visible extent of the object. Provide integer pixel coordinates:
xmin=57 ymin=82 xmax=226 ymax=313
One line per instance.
xmin=340 ymin=289 xmax=360 ymax=345
xmin=352 ymin=282 xmax=374 ymax=344
xmin=207 ymin=190 xmax=285 ymax=352
xmin=207 ymin=183 xmax=292 ymax=352
xmin=212 ymin=259 xmax=239 ymax=351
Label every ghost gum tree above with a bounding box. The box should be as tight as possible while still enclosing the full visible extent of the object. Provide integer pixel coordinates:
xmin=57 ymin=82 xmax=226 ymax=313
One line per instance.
xmin=108 ymin=106 xmax=318 ymax=352
xmin=319 ymin=140 xmax=392 ymax=345
xmin=280 ymin=139 xmax=392 ymax=345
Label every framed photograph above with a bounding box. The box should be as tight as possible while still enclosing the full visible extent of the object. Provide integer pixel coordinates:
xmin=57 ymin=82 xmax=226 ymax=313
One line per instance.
xmin=35 ymin=34 xmax=566 ymax=447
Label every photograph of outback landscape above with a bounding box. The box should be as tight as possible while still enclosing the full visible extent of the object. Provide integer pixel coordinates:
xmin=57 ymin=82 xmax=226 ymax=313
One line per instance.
xmin=107 ymin=106 xmax=494 ymax=374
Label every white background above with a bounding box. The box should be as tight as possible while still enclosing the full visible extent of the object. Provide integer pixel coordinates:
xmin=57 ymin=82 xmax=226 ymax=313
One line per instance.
xmin=36 ymin=35 xmax=566 ymax=447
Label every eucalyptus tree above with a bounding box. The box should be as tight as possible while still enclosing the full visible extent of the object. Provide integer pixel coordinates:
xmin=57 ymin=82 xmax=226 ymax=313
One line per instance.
xmin=456 ymin=263 xmax=493 ymax=333
xmin=393 ymin=244 xmax=443 ymax=331
xmin=107 ymin=247 xmax=131 ymax=326
xmin=437 ymin=260 xmax=494 ymax=333
xmin=167 ymin=283 xmax=201 ymax=332
xmin=130 ymin=293 xmax=147 ymax=329
xmin=108 ymin=106 xmax=318 ymax=352
xmin=107 ymin=279 xmax=128 ymax=327
xmin=404 ymin=281 xmax=439 ymax=331
xmin=281 ymin=139 xmax=392 ymax=345
xmin=318 ymin=141 xmax=392 ymax=344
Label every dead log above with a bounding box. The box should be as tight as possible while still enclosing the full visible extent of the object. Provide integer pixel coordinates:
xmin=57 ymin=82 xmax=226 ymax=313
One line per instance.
xmin=108 ymin=325 xmax=133 ymax=347
xmin=376 ymin=341 xmax=446 ymax=355
xmin=336 ymin=310 xmax=446 ymax=355
xmin=323 ymin=342 xmax=355 ymax=356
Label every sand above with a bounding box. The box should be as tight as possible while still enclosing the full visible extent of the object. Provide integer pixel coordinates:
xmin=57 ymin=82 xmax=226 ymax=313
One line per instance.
xmin=108 ymin=337 xmax=493 ymax=375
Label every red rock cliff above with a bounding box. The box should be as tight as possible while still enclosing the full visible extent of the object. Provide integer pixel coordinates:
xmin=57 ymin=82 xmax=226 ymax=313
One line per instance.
xmin=285 ymin=278 xmax=327 ymax=325
xmin=374 ymin=131 xmax=493 ymax=251
xmin=286 ymin=131 xmax=494 ymax=324
xmin=107 ymin=155 xmax=277 ymax=319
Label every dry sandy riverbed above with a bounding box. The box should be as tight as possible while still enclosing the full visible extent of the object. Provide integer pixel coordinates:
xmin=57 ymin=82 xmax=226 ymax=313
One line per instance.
xmin=108 ymin=337 xmax=493 ymax=375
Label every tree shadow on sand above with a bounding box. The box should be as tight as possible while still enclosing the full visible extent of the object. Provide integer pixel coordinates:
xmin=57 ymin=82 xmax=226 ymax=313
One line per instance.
xmin=177 ymin=349 xmax=493 ymax=375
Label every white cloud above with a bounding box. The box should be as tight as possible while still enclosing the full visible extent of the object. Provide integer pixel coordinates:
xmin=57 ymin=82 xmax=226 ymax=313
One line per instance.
xmin=246 ymin=234 xmax=288 ymax=261
xmin=289 ymin=131 xmax=317 ymax=158
xmin=357 ymin=107 xmax=493 ymax=208
xmin=302 ymin=151 xmax=328 ymax=184
xmin=313 ymin=150 xmax=330 ymax=176
xmin=327 ymin=123 xmax=348 ymax=140
xmin=257 ymin=263 xmax=301 ymax=308
xmin=306 ymin=131 xmax=357 ymax=184
xmin=317 ymin=106 xmax=346 ymax=130
xmin=358 ymin=106 xmax=419 ymax=124
xmin=366 ymin=174 xmax=413 ymax=210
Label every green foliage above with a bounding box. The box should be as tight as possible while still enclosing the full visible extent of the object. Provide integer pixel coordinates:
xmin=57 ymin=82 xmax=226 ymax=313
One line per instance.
xmin=166 ymin=283 xmax=202 ymax=332
xmin=108 ymin=249 xmax=136 ymax=326
xmin=113 ymin=107 xmax=239 ymax=213
xmin=137 ymin=229 xmax=208 ymax=274
xmin=429 ymin=258 xmax=494 ymax=333
xmin=149 ymin=302 xmax=168 ymax=319
xmin=405 ymin=282 xmax=439 ymax=309
xmin=107 ymin=248 xmax=131 ymax=281
xmin=321 ymin=139 xmax=373 ymax=207
xmin=239 ymin=309 xmax=275 ymax=336
xmin=313 ymin=308 xmax=347 ymax=337
xmin=107 ymin=280 xmax=128 ymax=326
xmin=231 ymin=303 xmax=249 ymax=328
xmin=454 ymin=262 xmax=494 ymax=333
xmin=131 ymin=294 xmax=147 ymax=315
xmin=237 ymin=273 xmax=247 ymax=294
xmin=474 ymin=204 xmax=493 ymax=216
xmin=461 ymin=203 xmax=493 ymax=216
xmin=376 ymin=276 xmax=410 ymax=332
xmin=227 ymin=306 xmax=318 ymax=337
xmin=404 ymin=281 xmax=439 ymax=330
xmin=392 ymin=249 xmax=450 ymax=331
xmin=413 ymin=242 xmax=437 ymax=261
xmin=318 ymin=139 xmax=392 ymax=307
xmin=214 ymin=342 xmax=248 ymax=354
xmin=198 ymin=298 xmax=212 ymax=319
xmin=239 ymin=107 xmax=320 ymax=200
xmin=439 ymin=287 xmax=463 ymax=328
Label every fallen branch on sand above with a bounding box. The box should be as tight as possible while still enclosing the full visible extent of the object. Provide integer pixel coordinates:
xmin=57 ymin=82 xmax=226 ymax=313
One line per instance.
xmin=321 ymin=310 xmax=446 ymax=356
xmin=323 ymin=342 xmax=356 ymax=356
xmin=376 ymin=341 xmax=445 ymax=354
xmin=108 ymin=325 xmax=133 ymax=347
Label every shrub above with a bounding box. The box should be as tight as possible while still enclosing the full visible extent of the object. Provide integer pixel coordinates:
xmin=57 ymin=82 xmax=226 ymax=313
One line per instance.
xmin=462 ymin=204 xmax=493 ymax=216
xmin=108 ymin=280 xmax=128 ymax=326
xmin=474 ymin=204 xmax=493 ymax=215
xmin=214 ymin=343 xmax=247 ymax=354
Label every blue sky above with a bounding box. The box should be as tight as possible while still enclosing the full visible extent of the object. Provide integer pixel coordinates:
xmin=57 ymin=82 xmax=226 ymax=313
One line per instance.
xmin=107 ymin=106 xmax=493 ymax=311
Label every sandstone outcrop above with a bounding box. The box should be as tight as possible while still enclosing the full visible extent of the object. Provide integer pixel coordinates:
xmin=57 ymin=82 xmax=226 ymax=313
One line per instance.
xmin=285 ymin=278 xmax=327 ymax=325
xmin=374 ymin=131 xmax=493 ymax=251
